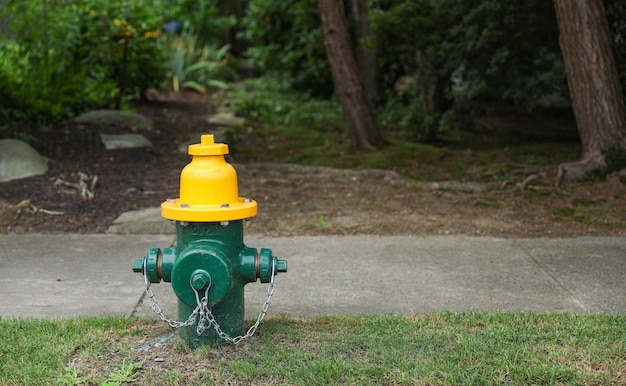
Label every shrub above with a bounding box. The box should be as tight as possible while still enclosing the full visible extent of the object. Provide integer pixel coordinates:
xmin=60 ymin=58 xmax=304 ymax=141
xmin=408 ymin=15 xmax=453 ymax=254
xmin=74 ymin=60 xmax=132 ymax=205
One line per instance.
xmin=369 ymin=0 xmax=563 ymax=141
xmin=0 ymin=0 xmax=166 ymax=121
xmin=239 ymin=0 xmax=332 ymax=97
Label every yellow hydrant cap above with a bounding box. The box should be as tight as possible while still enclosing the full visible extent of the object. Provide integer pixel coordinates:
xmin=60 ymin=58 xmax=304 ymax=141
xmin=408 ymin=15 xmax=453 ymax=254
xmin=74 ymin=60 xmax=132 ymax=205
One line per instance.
xmin=161 ymin=134 xmax=257 ymax=222
xmin=188 ymin=134 xmax=229 ymax=156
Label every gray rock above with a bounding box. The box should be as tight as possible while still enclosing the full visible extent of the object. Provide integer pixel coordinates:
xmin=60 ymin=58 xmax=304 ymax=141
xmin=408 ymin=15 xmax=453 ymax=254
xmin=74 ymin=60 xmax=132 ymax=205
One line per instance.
xmin=0 ymin=139 xmax=48 ymax=182
xmin=99 ymin=133 xmax=152 ymax=150
xmin=207 ymin=111 xmax=245 ymax=127
xmin=106 ymin=207 xmax=175 ymax=234
xmin=73 ymin=109 xmax=153 ymax=130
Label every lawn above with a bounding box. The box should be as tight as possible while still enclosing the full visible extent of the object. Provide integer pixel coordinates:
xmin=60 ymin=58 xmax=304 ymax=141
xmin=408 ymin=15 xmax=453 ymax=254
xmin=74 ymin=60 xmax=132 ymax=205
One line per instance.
xmin=1 ymin=312 xmax=624 ymax=385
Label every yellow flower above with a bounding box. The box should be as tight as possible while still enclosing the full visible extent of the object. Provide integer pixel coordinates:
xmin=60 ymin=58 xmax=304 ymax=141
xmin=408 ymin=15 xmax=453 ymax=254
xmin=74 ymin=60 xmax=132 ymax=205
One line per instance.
xmin=145 ymin=30 xmax=162 ymax=38
xmin=113 ymin=19 xmax=121 ymax=26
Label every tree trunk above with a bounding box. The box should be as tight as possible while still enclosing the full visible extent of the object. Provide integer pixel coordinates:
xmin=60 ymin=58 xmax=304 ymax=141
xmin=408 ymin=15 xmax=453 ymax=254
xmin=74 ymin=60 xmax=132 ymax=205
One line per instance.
xmin=554 ymin=0 xmax=626 ymax=183
xmin=415 ymin=50 xmax=446 ymax=142
xmin=319 ymin=0 xmax=384 ymax=150
xmin=350 ymin=0 xmax=381 ymax=102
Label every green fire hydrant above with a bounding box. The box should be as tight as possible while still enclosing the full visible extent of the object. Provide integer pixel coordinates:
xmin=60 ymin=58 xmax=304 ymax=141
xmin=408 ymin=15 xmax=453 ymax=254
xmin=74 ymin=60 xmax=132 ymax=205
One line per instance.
xmin=132 ymin=134 xmax=287 ymax=347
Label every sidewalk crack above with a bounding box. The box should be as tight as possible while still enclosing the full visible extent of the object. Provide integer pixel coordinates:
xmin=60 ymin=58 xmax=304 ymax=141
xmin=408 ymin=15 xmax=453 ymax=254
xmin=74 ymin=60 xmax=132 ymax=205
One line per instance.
xmin=518 ymin=243 xmax=589 ymax=313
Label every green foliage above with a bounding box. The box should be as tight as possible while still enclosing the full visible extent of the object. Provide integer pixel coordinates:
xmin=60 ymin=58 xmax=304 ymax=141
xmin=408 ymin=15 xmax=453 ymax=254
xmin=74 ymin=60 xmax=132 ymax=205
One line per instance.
xmin=239 ymin=0 xmax=332 ymax=96
xmin=0 ymin=0 xmax=167 ymax=121
xmin=164 ymin=26 xmax=237 ymax=93
xmin=227 ymin=77 xmax=343 ymax=126
xmin=161 ymin=1 xmax=238 ymax=47
xmin=369 ymin=0 xmax=563 ymax=141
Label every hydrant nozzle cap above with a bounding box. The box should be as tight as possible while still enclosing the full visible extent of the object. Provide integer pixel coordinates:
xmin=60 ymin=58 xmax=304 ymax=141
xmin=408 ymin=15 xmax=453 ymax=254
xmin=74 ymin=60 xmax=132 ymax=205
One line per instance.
xmin=188 ymin=134 xmax=229 ymax=156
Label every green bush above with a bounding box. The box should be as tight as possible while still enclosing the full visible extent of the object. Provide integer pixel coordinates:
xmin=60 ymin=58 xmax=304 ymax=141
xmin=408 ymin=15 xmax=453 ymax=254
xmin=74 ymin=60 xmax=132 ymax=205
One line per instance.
xmin=0 ymin=0 xmax=167 ymax=121
xmin=369 ymin=0 xmax=563 ymax=141
xmin=239 ymin=0 xmax=332 ymax=97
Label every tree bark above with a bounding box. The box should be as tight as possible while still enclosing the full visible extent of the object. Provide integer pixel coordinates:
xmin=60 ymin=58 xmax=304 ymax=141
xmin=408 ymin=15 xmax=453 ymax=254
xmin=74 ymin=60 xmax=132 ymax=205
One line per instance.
xmin=554 ymin=0 xmax=626 ymax=183
xmin=319 ymin=0 xmax=384 ymax=150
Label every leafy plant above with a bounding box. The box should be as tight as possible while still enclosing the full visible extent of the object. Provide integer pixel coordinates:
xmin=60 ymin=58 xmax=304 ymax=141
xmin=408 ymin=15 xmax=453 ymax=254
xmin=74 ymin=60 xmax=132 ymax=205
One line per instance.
xmin=0 ymin=0 xmax=167 ymax=120
xmin=164 ymin=26 xmax=236 ymax=93
xmin=317 ymin=215 xmax=329 ymax=230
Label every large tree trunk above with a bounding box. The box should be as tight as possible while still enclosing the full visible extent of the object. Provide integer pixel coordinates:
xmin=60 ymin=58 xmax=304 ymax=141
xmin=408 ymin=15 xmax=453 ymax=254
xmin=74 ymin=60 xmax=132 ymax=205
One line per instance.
xmin=554 ymin=0 xmax=626 ymax=183
xmin=319 ymin=0 xmax=384 ymax=150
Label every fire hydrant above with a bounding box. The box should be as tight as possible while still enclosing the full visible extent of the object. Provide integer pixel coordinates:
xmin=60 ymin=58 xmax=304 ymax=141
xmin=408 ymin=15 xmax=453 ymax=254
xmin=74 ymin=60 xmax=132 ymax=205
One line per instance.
xmin=132 ymin=134 xmax=287 ymax=347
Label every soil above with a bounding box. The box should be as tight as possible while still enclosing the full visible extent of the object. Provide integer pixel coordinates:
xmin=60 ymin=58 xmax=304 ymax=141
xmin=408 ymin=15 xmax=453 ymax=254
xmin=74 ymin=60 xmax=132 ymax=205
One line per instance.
xmin=1 ymin=93 xmax=625 ymax=238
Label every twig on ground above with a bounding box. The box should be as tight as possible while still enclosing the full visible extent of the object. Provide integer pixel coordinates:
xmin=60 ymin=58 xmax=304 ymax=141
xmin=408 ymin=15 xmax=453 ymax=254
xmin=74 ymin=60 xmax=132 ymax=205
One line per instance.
xmin=54 ymin=172 xmax=98 ymax=200
xmin=10 ymin=199 xmax=64 ymax=219
xmin=517 ymin=172 xmax=547 ymax=191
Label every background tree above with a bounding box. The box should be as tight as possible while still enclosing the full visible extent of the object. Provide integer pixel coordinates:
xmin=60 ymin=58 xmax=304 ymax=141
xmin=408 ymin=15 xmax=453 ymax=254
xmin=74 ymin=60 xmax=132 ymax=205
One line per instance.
xmin=318 ymin=0 xmax=384 ymax=150
xmin=554 ymin=0 xmax=626 ymax=182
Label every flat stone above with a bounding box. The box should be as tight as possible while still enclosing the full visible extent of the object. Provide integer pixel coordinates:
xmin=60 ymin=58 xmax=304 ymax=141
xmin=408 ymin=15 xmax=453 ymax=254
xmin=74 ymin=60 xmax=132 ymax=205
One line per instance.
xmin=73 ymin=109 xmax=153 ymax=130
xmin=0 ymin=139 xmax=48 ymax=182
xmin=106 ymin=207 xmax=175 ymax=234
xmin=99 ymin=133 xmax=152 ymax=150
xmin=416 ymin=181 xmax=488 ymax=193
xmin=207 ymin=111 xmax=245 ymax=127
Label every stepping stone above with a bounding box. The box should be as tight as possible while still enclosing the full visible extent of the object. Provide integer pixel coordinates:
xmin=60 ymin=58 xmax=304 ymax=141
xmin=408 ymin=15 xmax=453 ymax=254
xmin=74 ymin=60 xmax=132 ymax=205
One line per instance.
xmin=73 ymin=109 xmax=153 ymax=130
xmin=99 ymin=133 xmax=152 ymax=150
xmin=106 ymin=207 xmax=175 ymax=234
xmin=207 ymin=111 xmax=245 ymax=127
xmin=0 ymin=139 xmax=48 ymax=182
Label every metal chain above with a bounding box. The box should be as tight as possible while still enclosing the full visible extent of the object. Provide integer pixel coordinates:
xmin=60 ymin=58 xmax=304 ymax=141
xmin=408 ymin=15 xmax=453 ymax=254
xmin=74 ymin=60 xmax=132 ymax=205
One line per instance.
xmin=143 ymin=258 xmax=202 ymax=328
xmin=141 ymin=257 xmax=277 ymax=344
xmin=198 ymin=258 xmax=276 ymax=344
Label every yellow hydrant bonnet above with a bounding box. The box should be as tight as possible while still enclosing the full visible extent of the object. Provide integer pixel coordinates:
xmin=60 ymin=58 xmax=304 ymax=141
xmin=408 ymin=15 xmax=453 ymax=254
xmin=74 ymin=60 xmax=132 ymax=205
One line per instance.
xmin=161 ymin=134 xmax=257 ymax=222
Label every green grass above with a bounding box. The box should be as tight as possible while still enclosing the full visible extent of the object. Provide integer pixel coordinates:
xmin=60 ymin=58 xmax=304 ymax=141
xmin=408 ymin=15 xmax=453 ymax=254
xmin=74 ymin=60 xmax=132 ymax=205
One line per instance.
xmin=0 ymin=317 xmax=134 ymax=385
xmin=1 ymin=313 xmax=624 ymax=385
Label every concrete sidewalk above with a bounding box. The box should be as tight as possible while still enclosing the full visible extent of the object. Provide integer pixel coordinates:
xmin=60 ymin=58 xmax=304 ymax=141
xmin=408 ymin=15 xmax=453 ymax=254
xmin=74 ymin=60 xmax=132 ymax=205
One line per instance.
xmin=0 ymin=234 xmax=624 ymax=321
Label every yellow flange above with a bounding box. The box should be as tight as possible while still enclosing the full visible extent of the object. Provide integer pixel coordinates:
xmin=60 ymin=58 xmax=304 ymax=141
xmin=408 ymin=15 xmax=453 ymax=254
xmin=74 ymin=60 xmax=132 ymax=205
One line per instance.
xmin=161 ymin=134 xmax=257 ymax=222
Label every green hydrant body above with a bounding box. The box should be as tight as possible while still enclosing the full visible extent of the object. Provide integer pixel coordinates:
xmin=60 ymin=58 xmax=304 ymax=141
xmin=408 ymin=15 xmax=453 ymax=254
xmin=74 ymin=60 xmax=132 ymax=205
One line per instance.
xmin=132 ymin=134 xmax=287 ymax=347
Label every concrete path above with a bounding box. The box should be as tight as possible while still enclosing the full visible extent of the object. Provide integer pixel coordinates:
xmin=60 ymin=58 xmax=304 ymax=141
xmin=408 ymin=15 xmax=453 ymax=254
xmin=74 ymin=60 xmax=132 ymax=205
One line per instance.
xmin=0 ymin=234 xmax=624 ymax=321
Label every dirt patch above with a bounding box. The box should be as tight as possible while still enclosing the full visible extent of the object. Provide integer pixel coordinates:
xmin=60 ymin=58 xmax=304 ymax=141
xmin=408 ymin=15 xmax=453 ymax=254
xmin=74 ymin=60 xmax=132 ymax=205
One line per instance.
xmin=1 ymin=94 xmax=625 ymax=238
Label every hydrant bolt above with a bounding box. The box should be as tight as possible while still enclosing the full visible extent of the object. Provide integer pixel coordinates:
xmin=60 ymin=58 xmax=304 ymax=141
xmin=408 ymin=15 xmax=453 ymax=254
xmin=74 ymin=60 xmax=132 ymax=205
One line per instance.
xmin=190 ymin=269 xmax=211 ymax=290
xmin=132 ymin=259 xmax=143 ymax=273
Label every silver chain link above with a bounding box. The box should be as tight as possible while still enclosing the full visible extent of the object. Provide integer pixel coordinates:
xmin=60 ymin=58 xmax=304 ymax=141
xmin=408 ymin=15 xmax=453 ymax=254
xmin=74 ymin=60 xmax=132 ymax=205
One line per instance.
xmin=142 ymin=256 xmax=277 ymax=344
